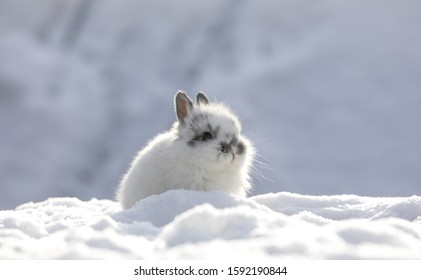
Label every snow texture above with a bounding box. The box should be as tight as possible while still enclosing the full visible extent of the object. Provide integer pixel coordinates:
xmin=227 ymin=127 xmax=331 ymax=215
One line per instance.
xmin=1 ymin=191 xmax=421 ymax=259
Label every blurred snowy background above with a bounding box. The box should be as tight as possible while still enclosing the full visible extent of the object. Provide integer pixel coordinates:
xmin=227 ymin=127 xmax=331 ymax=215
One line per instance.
xmin=0 ymin=0 xmax=420 ymax=210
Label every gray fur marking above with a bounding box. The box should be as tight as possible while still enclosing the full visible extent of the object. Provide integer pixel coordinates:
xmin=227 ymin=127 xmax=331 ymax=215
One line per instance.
xmin=237 ymin=141 xmax=246 ymax=155
xmin=187 ymin=123 xmax=220 ymax=147
xmin=196 ymin=92 xmax=209 ymax=105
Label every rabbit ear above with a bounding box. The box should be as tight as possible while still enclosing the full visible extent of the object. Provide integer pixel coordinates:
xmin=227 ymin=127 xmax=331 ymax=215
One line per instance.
xmin=175 ymin=91 xmax=193 ymax=123
xmin=196 ymin=92 xmax=209 ymax=105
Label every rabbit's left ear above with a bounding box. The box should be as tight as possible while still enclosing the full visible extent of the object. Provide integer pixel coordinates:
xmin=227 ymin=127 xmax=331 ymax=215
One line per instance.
xmin=175 ymin=91 xmax=193 ymax=123
xmin=196 ymin=92 xmax=209 ymax=105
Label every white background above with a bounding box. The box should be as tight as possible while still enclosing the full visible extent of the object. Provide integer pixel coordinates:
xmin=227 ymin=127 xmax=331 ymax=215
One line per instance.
xmin=1 ymin=0 xmax=421 ymax=210
xmin=1 ymin=261 xmax=421 ymax=280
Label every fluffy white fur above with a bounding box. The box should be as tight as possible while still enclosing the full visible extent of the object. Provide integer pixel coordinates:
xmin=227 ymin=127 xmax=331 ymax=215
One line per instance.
xmin=116 ymin=91 xmax=255 ymax=209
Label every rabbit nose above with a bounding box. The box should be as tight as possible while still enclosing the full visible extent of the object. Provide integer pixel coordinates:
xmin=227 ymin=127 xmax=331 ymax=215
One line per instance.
xmin=220 ymin=142 xmax=231 ymax=153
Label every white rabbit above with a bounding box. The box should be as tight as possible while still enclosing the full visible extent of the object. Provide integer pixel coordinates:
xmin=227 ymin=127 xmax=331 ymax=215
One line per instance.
xmin=116 ymin=91 xmax=255 ymax=209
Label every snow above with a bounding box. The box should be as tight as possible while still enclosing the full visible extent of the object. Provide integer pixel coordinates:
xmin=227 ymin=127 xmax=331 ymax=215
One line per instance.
xmin=1 ymin=191 xmax=421 ymax=259
xmin=1 ymin=0 xmax=421 ymax=259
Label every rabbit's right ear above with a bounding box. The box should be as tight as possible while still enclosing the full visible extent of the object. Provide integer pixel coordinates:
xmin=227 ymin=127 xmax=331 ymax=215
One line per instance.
xmin=175 ymin=91 xmax=193 ymax=123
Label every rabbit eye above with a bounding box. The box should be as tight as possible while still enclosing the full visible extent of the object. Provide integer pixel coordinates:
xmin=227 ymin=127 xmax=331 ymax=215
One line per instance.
xmin=201 ymin=131 xmax=213 ymax=141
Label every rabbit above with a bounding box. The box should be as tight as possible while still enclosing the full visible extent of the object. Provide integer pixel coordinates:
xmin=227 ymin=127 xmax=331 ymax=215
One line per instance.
xmin=116 ymin=91 xmax=255 ymax=209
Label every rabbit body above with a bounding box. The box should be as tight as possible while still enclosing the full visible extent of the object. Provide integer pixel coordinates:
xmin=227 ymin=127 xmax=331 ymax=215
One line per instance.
xmin=117 ymin=92 xmax=254 ymax=209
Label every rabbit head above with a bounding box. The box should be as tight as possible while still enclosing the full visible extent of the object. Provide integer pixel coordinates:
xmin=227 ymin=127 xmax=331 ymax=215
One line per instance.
xmin=174 ymin=91 xmax=254 ymax=174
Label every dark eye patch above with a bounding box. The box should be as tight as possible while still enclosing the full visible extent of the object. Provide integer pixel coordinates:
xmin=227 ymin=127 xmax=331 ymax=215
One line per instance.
xmin=201 ymin=131 xmax=213 ymax=141
xmin=187 ymin=124 xmax=220 ymax=147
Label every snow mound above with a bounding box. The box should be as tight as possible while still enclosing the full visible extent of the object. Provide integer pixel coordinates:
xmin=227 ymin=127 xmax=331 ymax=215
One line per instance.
xmin=1 ymin=190 xmax=421 ymax=259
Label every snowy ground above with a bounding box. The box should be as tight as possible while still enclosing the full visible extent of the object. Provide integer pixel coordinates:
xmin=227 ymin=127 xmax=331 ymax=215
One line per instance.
xmin=1 ymin=190 xmax=421 ymax=259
